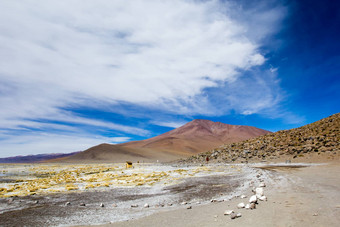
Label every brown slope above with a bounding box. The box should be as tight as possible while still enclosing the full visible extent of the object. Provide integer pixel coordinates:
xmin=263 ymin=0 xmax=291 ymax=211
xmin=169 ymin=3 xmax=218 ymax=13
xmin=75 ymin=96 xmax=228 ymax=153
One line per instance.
xmin=59 ymin=143 xmax=183 ymax=163
xmin=120 ymin=119 xmax=271 ymax=156
xmin=184 ymin=113 xmax=340 ymax=163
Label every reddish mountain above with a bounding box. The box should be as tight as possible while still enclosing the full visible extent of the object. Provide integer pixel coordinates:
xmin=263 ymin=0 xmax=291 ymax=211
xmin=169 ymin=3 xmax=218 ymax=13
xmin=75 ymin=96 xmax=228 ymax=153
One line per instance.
xmin=120 ymin=119 xmax=271 ymax=156
xmin=60 ymin=120 xmax=270 ymax=162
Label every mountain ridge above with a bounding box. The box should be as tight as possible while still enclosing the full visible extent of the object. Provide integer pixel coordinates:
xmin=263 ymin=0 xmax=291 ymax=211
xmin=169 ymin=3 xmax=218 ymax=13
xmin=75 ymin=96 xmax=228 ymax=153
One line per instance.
xmin=182 ymin=113 xmax=340 ymax=163
xmin=61 ymin=119 xmax=271 ymax=162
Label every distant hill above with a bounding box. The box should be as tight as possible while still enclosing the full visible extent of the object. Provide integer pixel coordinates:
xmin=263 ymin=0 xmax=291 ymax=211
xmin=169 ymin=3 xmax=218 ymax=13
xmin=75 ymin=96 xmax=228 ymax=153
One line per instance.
xmin=0 ymin=152 xmax=79 ymax=163
xmin=60 ymin=119 xmax=270 ymax=162
xmin=183 ymin=113 xmax=340 ymax=163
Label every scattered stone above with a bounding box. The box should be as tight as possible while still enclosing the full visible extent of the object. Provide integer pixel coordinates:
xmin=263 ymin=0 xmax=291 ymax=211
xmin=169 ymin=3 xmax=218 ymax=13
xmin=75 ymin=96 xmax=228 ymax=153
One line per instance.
xmin=237 ymin=202 xmax=245 ymax=208
xmin=100 ymin=203 xmax=105 ymax=207
xmin=112 ymin=204 xmax=117 ymax=207
xmin=249 ymin=195 xmax=257 ymax=204
xmin=230 ymin=213 xmax=237 ymax=219
xmin=79 ymin=203 xmax=86 ymax=206
xmin=245 ymin=204 xmax=250 ymax=209
xmin=236 ymin=213 xmax=242 ymax=217
xmin=240 ymin=195 xmax=247 ymax=199
xmin=34 ymin=200 xmax=39 ymax=204
xmin=196 ymin=202 xmax=201 ymax=204
xmin=65 ymin=202 xmax=71 ymax=206
xmin=144 ymin=203 xmax=149 ymax=208
xmin=168 ymin=203 xmax=173 ymax=206
xmin=210 ymin=199 xmax=218 ymax=203
xmin=131 ymin=204 xmax=138 ymax=208
xmin=259 ymin=196 xmax=267 ymax=201
xmin=259 ymin=182 xmax=266 ymax=187
xmin=224 ymin=210 xmax=234 ymax=215
xmin=255 ymin=187 xmax=264 ymax=198
xmin=313 ymin=213 xmax=318 ymax=216
xmin=249 ymin=203 xmax=256 ymax=209
xmin=186 ymin=206 xmax=192 ymax=209
xmin=181 ymin=202 xmax=188 ymax=205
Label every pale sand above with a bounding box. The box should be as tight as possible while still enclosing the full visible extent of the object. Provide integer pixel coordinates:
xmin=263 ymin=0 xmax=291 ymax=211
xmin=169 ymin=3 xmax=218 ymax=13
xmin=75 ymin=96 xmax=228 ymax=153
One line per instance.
xmin=100 ymin=162 xmax=340 ymax=227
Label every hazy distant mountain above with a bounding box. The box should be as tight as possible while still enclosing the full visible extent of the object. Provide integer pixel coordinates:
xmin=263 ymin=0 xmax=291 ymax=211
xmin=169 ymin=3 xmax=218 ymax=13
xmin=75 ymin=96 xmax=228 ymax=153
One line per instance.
xmin=0 ymin=152 xmax=80 ymax=163
xmin=61 ymin=119 xmax=270 ymax=162
xmin=184 ymin=113 xmax=340 ymax=163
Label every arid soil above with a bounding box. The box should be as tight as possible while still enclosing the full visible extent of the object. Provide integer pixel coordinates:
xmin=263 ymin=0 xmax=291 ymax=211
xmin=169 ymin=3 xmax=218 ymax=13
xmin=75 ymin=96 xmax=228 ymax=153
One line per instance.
xmin=101 ymin=162 xmax=340 ymax=227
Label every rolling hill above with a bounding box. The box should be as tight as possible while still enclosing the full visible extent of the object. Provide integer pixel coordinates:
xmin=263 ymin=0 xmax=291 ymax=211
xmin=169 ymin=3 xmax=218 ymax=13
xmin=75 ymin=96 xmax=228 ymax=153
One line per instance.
xmin=60 ymin=119 xmax=271 ymax=163
xmin=183 ymin=113 xmax=340 ymax=163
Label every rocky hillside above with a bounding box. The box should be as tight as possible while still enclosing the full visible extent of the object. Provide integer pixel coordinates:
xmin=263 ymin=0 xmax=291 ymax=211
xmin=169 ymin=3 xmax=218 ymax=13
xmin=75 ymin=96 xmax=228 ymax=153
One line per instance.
xmin=183 ymin=113 xmax=339 ymax=163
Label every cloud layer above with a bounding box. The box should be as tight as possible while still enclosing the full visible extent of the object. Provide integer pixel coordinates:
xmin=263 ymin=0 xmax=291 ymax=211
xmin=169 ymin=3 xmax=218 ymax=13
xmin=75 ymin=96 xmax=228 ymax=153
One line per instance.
xmin=0 ymin=0 xmax=286 ymax=156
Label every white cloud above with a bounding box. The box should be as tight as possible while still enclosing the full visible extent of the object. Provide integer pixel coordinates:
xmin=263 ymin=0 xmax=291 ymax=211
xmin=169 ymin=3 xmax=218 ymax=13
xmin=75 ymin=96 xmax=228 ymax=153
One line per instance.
xmin=0 ymin=0 xmax=287 ymax=156
xmin=150 ymin=120 xmax=188 ymax=128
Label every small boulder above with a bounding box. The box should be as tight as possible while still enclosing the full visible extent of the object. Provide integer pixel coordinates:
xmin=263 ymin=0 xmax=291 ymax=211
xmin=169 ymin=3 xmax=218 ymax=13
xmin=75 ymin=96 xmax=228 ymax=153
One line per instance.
xmin=112 ymin=204 xmax=117 ymax=207
xmin=79 ymin=203 xmax=86 ymax=206
xmin=131 ymin=204 xmax=138 ymax=208
xmin=259 ymin=182 xmax=266 ymax=187
xmin=240 ymin=195 xmax=247 ymax=199
xmin=259 ymin=196 xmax=267 ymax=201
xmin=236 ymin=213 xmax=242 ymax=218
xmin=181 ymin=202 xmax=188 ymax=205
xmin=249 ymin=195 xmax=257 ymax=204
xmin=224 ymin=210 xmax=234 ymax=215
xmin=186 ymin=206 xmax=192 ymax=209
xmin=65 ymin=202 xmax=71 ymax=206
xmin=255 ymin=187 xmax=264 ymax=198
xmin=230 ymin=213 xmax=237 ymax=219
xmin=249 ymin=203 xmax=256 ymax=209
xmin=100 ymin=203 xmax=104 ymax=207
xmin=144 ymin=203 xmax=149 ymax=208
xmin=237 ymin=202 xmax=245 ymax=208
xmin=245 ymin=204 xmax=250 ymax=209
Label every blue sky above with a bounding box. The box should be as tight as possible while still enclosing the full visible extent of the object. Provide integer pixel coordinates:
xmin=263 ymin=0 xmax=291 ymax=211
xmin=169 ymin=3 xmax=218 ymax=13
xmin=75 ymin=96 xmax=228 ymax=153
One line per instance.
xmin=0 ymin=0 xmax=339 ymax=157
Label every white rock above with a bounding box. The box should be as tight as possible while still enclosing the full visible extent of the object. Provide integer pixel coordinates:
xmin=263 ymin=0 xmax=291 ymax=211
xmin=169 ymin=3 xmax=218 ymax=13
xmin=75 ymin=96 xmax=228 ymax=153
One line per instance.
xmin=144 ymin=203 xmax=149 ymax=208
xmin=237 ymin=202 xmax=245 ymax=208
xmin=249 ymin=195 xmax=257 ymax=204
xmin=230 ymin=213 xmax=237 ymax=219
xmin=65 ymin=202 xmax=71 ymax=206
xmin=259 ymin=196 xmax=267 ymax=201
xmin=224 ymin=210 xmax=234 ymax=215
xmin=131 ymin=204 xmax=138 ymax=208
xmin=100 ymin=203 xmax=104 ymax=207
xmin=255 ymin=187 xmax=264 ymax=198
xmin=181 ymin=202 xmax=187 ymax=205
xmin=240 ymin=195 xmax=247 ymax=199
xmin=186 ymin=206 xmax=192 ymax=209
xmin=259 ymin=182 xmax=266 ymax=187
xmin=245 ymin=204 xmax=250 ymax=209
xmin=236 ymin=213 xmax=242 ymax=217
xmin=112 ymin=204 xmax=117 ymax=207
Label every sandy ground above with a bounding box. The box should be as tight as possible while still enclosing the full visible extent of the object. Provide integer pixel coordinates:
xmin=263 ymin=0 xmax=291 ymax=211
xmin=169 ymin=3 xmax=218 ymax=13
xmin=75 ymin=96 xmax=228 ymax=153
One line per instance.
xmin=100 ymin=162 xmax=340 ymax=227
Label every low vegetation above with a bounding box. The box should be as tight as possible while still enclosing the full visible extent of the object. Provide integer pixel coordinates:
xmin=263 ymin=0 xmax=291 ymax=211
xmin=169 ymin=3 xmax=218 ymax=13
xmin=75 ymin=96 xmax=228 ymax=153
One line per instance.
xmin=183 ymin=113 xmax=339 ymax=163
